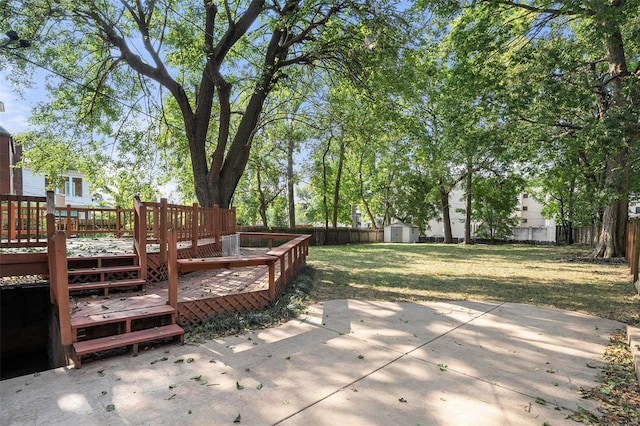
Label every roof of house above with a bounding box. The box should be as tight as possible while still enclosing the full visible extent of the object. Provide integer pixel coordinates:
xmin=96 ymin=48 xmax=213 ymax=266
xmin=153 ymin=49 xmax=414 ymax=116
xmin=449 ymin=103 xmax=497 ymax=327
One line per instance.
xmin=0 ymin=124 xmax=11 ymax=136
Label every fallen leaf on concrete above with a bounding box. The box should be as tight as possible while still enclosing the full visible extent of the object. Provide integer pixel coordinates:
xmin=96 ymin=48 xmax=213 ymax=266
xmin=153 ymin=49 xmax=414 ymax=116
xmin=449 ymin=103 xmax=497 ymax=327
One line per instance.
xmin=234 ymin=414 xmax=241 ymax=423
xmin=535 ymin=397 xmax=547 ymax=405
xmin=106 ymin=404 xmax=115 ymax=412
xmin=236 ymin=381 xmax=244 ymax=390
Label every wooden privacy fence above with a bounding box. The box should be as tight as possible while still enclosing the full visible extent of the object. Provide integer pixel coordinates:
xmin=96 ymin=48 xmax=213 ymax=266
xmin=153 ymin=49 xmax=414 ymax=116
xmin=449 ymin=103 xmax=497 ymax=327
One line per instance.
xmin=238 ymin=226 xmax=383 ymax=246
xmin=555 ymin=225 xmax=599 ymax=246
xmin=627 ymin=218 xmax=640 ymax=293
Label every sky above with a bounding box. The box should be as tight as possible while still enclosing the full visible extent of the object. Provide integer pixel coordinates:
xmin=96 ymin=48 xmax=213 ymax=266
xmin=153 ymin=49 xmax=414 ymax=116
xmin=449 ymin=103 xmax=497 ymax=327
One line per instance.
xmin=0 ymin=69 xmax=46 ymax=134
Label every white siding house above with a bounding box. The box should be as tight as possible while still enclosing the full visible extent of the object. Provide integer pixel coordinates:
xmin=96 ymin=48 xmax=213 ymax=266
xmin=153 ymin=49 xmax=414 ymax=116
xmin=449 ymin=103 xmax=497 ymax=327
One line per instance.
xmin=22 ymin=168 xmax=93 ymax=206
xmin=424 ymin=187 xmax=556 ymax=243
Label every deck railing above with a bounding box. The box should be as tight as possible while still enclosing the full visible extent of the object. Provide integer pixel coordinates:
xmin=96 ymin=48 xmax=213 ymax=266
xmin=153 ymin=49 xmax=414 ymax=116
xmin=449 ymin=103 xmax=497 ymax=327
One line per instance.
xmin=132 ymin=197 xmax=236 ymax=263
xmin=169 ymin=231 xmax=310 ymax=304
xmin=2 ymin=193 xmax=237 ymax=253
xmin=1 ymin=194 xmax=49 ymax=247
xmin=54 ymin=205 xmax=134 ymax=237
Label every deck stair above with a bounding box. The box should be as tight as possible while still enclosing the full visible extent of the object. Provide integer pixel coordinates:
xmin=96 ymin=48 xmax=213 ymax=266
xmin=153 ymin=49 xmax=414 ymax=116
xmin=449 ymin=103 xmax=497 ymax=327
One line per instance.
xmin=71 ymin=304 xmax=184 ymax=368
xmin=67 ymin=254 xmax=145 ymax=296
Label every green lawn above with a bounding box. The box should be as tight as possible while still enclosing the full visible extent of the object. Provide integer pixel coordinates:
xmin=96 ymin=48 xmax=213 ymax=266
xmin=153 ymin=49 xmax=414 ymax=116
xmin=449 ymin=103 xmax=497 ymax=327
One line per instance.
xmin=307 ymin=243 xmax=640 ymax=325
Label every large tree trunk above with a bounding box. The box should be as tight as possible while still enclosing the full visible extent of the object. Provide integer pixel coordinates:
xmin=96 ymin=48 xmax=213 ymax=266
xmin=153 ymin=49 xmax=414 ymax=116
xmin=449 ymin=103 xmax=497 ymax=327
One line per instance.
xmin=439 ymin=187 xmax=453 ymax=244
xmin=593 ymin=19 xmax=632 ymax=257
xmin=359 ymin=151 xmax=377 ymax=229
xmin=256 ymin=167 xmax=269 ymax=227
xmin=287 ymin=137 xmax=296 ymax=228
xmin=464 ymin=167 xmax=473 ymax=245
xmin=331 ymin=138 xmax=346 ymax=228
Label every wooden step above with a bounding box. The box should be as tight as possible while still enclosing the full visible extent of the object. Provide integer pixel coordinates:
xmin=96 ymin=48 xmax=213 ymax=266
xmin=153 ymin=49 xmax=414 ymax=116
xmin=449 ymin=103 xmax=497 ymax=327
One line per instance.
xmin=67 ymin=265 xmax=141 ymax=275
xmin=68 ymin=254 xmax=138 ymax=262
xmin=71 ymin=304 xmax=176 ymax=329
xmin=72 ymin=324 xmax=185 ymax=368
xmin=68 ymin=278 xmax=146 ymax=293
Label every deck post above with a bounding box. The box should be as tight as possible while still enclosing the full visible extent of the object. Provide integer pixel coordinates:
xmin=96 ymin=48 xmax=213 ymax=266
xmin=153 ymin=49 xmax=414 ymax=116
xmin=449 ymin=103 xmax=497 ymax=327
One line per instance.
xmin=115 ymin=206 xmax=121 ymax=238
xmin=66 ymin=204 xmax=72 ymax=233
xmin=134 ymin=197 xmax=148 ymax=282
xmin=159 ymin=198 xmax=168 ymax=263
xmin=280 ymin=253 xmax=286 ymax=286
xmin=46 ymin=191 xmax=56 ymax=240
xmin=168 ymin=230 xmax=178 ymax=310
xmin=268 ymin=260 xmax=276 ymax=300
xmin=231 ymin=207 xmax=237 ymax=234
xmin=214 ymin=204 xmax=221 ymax=253
xmin=50 ymin=231 xmax=72 ymax=346
xmin=192 ymin=203 xmax=199 ymax=258
xmin=8 ymin=201 xmax=16 ymax=241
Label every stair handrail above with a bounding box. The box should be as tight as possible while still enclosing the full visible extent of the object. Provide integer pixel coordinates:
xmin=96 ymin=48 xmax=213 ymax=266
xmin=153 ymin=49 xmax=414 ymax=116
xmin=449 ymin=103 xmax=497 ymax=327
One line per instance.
xmin=133 ymin=196 xmax=148 ymax=281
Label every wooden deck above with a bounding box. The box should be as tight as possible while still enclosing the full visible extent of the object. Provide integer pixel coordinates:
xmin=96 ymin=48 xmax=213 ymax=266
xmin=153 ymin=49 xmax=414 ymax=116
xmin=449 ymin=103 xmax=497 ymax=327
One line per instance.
xmin=70 ymin=248 xmax=278 ymax=327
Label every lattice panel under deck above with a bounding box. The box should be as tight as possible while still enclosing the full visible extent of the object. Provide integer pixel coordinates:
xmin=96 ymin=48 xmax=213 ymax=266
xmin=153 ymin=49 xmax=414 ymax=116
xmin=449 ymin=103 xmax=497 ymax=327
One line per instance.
xmin=177 ymin=291 xmax=271 ymax=326
xmin=68 ymin=270 xmax=139 ymax=284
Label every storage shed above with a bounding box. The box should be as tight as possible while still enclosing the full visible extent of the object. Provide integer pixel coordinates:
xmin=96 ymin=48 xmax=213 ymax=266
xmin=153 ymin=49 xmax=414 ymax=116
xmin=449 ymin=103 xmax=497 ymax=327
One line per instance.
xmin=384 ymin=222 xmax=419 ymax=243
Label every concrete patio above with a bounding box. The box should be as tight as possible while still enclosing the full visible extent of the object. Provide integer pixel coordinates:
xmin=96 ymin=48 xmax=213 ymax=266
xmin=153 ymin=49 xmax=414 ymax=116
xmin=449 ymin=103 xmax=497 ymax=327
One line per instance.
xmin=0 ymin=300 xmax=623 ymax=425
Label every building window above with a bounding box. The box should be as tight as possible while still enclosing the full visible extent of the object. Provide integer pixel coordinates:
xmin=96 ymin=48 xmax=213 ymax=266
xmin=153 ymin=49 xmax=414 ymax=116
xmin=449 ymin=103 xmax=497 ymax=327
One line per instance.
xmin=522 ymin=206 xmax=528 ymax=211
xmin=522 ymin=193 xmax=529 ymax=199
xmin=522 ymin=218 xmax=528 ymax=223
xmin=44 ymin=175 xmax=83 ymax=197
xmin=636 ymin=206 xmax=640 ymax=214
xmin=72 ymin=177 xmax=83 ymax=197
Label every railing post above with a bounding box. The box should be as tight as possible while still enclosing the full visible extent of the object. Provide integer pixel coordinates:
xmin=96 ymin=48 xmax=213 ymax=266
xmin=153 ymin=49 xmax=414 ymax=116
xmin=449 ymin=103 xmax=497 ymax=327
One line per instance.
xmin=66 ymin=204 xmax=72 ymax=233
xmin=268 ymin=259 xmax=276 ymax=301
xmin=213 ymin=204 xmax=221 ymax=253
xmin=133 ymin=197 xmax=148 ymax=282
xmin=46 ymin=191 xmax=56 ymax=241
xmin=231 ymin=207 xmax=237 ymax=234
xmin=279 ymin=253 xmax=286 ymax=286
xmin=192 ymin=203 xmax=199 ymax=258
xmin=115 ymin=206 xmax=122 ymax=238
xmin=160 ymin=198 xmax=168 ymax=263
xmin=168 ymin=230 xmax=178 ymax=310
xmin=9 ymin=201 xmax=16 ymax=241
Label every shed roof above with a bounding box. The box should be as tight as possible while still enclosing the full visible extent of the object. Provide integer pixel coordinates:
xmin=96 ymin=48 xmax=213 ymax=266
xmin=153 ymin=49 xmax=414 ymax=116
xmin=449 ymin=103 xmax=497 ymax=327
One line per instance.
xmin=385 ymin=221 xmax=418 ymax=229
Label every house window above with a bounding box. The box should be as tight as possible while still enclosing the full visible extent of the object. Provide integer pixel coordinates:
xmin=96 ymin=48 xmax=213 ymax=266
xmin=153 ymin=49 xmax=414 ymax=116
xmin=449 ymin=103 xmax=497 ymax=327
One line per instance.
xmin=636 ymin=206 xmax=640 ymax=214
xmin=522 ymin=218 xmax=528 ymax=223
xmin=522 ymin=206 xmax=528 ymax=211
xmin=522 ymin=193 xmax=529 ymax=199
xmin=72 ymin=177 xmax=83 ymax=197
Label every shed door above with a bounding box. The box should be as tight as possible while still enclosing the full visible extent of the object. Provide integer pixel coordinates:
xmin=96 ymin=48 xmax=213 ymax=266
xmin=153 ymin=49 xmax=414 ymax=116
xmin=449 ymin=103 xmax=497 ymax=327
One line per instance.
xmin=391 ymin=226 xmax=403 ymax=243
